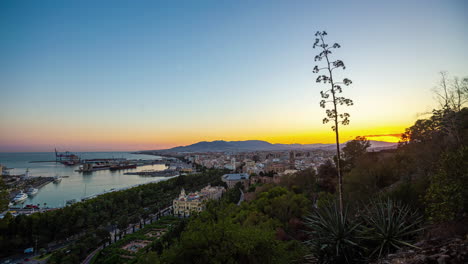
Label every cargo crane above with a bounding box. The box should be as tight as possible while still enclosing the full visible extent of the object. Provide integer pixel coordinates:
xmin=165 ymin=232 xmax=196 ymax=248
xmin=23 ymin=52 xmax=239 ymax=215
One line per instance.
xmin=55 ymin=148 xmax=80 ymax=165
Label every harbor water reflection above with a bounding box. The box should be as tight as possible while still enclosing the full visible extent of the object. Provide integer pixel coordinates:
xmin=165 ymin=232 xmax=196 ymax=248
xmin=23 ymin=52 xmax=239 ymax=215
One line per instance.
xmin=0 ymin=152 xmax=168 ymax=208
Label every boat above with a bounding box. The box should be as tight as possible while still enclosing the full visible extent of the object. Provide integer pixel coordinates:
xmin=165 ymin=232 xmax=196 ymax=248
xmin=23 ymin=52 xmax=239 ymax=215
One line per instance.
xmin=76 ymin=163 xmax=111 ymax=172
xmin=26 ymin=188 xmax=39 ymax=196
xmin=92 ymin=164 xmax=111 ymax=170
xmin=53 ymin=176 xmax=62 ymax=183
xmin=12 ymin=192 xmax=28 ymax=203
xmin=110 ymin=164 xmax=137 ymax=171
xmin=81 ymin=195 xmax=97 ymax=201
xmin=66 ymin=199 xmax=77 ymax=206
xmin=62 ymin=160 xmax=79 ymax=166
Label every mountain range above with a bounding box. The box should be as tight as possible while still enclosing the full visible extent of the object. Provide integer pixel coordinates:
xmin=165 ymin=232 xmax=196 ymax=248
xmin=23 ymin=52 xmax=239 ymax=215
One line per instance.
xmin=144 ymin=140 xmax=398 ymax=153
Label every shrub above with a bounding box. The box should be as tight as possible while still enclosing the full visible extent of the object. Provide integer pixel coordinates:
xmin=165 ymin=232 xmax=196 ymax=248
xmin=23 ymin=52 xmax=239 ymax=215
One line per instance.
xmin=304 ymin=199 xmax=424 ymax=262
xmin=315 ymin=192 xmax=335 ymax=209
xmin=384 ymin=179 xmax=427 ymax=210
xmin=359 ymin=199 xmax=424 ymax=259
xmin=304 ymin=201 xmax=363 ymax=263
xmin=424 ymin=147 xmax=468 ymax=223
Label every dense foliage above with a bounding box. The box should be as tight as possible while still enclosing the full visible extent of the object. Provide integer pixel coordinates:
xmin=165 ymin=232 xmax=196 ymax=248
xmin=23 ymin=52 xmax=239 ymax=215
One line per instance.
xmin=424 ymin=147 xmax=468 ymax=222
xmin=0 ymin=177 xmax=9 ymax=211
xmin=342 ymin=108 xmax=468 ymax=218
xmin=139 ymin=186 xmax=310 ymax=263
xmin=303 ymin=104 xmax=468 ymax=262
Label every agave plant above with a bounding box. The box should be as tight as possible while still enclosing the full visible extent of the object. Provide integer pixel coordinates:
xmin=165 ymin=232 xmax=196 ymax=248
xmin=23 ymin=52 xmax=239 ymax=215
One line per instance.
xmin=359 ymin=199 xmax=424 ymax=259
xmin=304 ymin=201 xmax=363 ymax=263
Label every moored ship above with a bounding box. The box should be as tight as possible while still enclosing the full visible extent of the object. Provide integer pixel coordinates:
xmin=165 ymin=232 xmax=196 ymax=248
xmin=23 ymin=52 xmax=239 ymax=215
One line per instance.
xmin=76 ymin=163 xmax=111 ymax=172
xmin=26 ymin=187 xmax=39 ymax=196
xmin=53 ymin=176 xmax=62 ymax=183
xmin=110 ymin=164 xmax=137 ymax=171
xmin=12 ymin=191 xmax=28 ymax=203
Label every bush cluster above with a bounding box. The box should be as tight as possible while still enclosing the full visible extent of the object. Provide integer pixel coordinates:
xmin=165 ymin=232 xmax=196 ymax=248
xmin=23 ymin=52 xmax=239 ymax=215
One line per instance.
xmin=304 ymin=199 xmax=424 ymax=263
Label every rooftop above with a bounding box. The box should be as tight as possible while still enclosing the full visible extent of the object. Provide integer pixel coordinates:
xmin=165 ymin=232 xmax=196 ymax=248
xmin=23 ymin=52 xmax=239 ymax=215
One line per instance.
xmin=223 ymin=173 xmax=250 ymax=181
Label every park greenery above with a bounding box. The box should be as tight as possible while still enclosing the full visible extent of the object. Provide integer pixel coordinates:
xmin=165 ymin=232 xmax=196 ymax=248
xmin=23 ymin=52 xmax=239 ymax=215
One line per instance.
xmin=137 ymin=186 xmax=310 ymax=263
xmin=89 ymin=216 xmax=182 ymax=264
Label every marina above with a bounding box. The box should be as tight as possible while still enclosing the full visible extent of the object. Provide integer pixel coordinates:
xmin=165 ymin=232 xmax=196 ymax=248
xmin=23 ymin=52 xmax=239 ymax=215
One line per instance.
xmin=0 ymin=152 xmax=171 ymax=208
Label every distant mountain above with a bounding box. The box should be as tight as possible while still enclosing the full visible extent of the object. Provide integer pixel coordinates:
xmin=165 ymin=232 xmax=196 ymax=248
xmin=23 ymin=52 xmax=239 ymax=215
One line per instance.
xmin=144 ymin=140 xmax=397 ymax=153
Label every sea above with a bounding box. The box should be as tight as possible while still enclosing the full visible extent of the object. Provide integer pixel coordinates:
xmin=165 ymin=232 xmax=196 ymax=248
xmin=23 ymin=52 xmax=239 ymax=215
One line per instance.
xmin=0 ymin=152 xmax=168 ymax=208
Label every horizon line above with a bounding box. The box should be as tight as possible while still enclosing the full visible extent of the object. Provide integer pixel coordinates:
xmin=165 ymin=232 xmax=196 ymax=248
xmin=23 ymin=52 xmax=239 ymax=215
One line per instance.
xmin=0 ymin=137 xmax=400 ymax=153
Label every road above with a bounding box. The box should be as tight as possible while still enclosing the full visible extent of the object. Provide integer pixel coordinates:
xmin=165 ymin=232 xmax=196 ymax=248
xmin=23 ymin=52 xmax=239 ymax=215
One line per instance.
xmin=81 ymin=245 xmax=103 ymax=264
xmin=1 ymin=236 xmax=82 ymax=264
xmin=237 ymin=188 xmax=244 ymax=205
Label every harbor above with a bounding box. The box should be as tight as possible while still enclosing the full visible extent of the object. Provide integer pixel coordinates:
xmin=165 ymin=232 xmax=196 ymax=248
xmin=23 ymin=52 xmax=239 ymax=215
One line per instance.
xmin=0 ymin=152 xmax=173 ymax=209
xmin=28 ymin=149 xmax=173 ymax=173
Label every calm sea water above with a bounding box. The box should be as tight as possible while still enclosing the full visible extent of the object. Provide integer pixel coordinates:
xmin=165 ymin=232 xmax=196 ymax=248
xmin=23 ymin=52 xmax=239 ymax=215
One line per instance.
xmin=0 ymin=152 xmax=168 ymax=208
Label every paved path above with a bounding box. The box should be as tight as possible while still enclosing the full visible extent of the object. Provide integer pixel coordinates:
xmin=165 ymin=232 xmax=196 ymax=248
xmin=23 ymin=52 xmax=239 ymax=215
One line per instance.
xmin=237 ymin=188 xmax=244 ymax=205
xmin=81 ymin=245 xmax=103 ymax=264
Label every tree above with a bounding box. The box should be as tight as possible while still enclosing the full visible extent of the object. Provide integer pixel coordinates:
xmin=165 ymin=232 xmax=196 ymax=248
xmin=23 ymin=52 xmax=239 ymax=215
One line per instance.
xmin=430 ymin=72 xmax=468 ymax=146
xmin=141 ymin=208 xmax=150 ymax=227
xmin=313 ymin=31 xmax=354 ymax=216
xmin=433 ymin=72 xmax=468 ymax=112
xmin=0 ymin=177 xmax=9 ymax=211
xmin=342 ymin=136 xmax=371 ymax=170
xmin=129 ymin=214 xmax=140 ymax=233
xmin=117 ymin=216 xmax=128 ymax=237
xmin=316 ymin=159 xmax=338 ymax=193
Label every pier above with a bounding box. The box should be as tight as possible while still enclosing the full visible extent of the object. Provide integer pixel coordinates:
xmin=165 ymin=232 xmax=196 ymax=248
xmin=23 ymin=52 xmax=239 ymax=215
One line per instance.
xmin=6 ymin=176 xmax=55 ymax=200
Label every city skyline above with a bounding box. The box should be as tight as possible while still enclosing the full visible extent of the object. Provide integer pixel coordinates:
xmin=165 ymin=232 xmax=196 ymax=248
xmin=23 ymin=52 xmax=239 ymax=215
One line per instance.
xmin=1 ymin=0 xmax=467 ymax=152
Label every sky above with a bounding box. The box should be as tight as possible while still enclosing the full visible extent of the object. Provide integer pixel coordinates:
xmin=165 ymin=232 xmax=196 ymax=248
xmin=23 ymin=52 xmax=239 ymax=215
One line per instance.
xmin=1 ymin=0 xmax=467 ymax=152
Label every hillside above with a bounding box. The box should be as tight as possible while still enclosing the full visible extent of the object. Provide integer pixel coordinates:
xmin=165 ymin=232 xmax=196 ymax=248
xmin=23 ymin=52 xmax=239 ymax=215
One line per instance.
xmin=142 ymin=139 xmax=397 ymax=153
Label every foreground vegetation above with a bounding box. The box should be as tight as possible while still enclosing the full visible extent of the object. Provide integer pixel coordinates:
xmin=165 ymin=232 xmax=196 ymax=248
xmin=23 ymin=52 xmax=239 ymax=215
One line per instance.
xmin=132 ymin=105 xmax=468 ymax=263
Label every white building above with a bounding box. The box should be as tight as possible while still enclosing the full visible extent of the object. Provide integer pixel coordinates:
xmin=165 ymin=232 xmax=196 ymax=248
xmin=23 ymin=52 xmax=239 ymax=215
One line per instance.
xmin=173 ymin=185 xmax=225 ymax=217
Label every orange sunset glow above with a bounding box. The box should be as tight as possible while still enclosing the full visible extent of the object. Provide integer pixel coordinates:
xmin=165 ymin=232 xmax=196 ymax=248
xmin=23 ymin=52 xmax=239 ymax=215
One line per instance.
xmin=1 ymin=0 xmax=466 ymax=152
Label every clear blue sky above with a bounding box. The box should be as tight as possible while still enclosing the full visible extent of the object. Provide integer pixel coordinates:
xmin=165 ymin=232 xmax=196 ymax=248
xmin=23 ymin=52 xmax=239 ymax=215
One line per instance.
xmin=1 ymin=0 xmax=467 ymax=151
